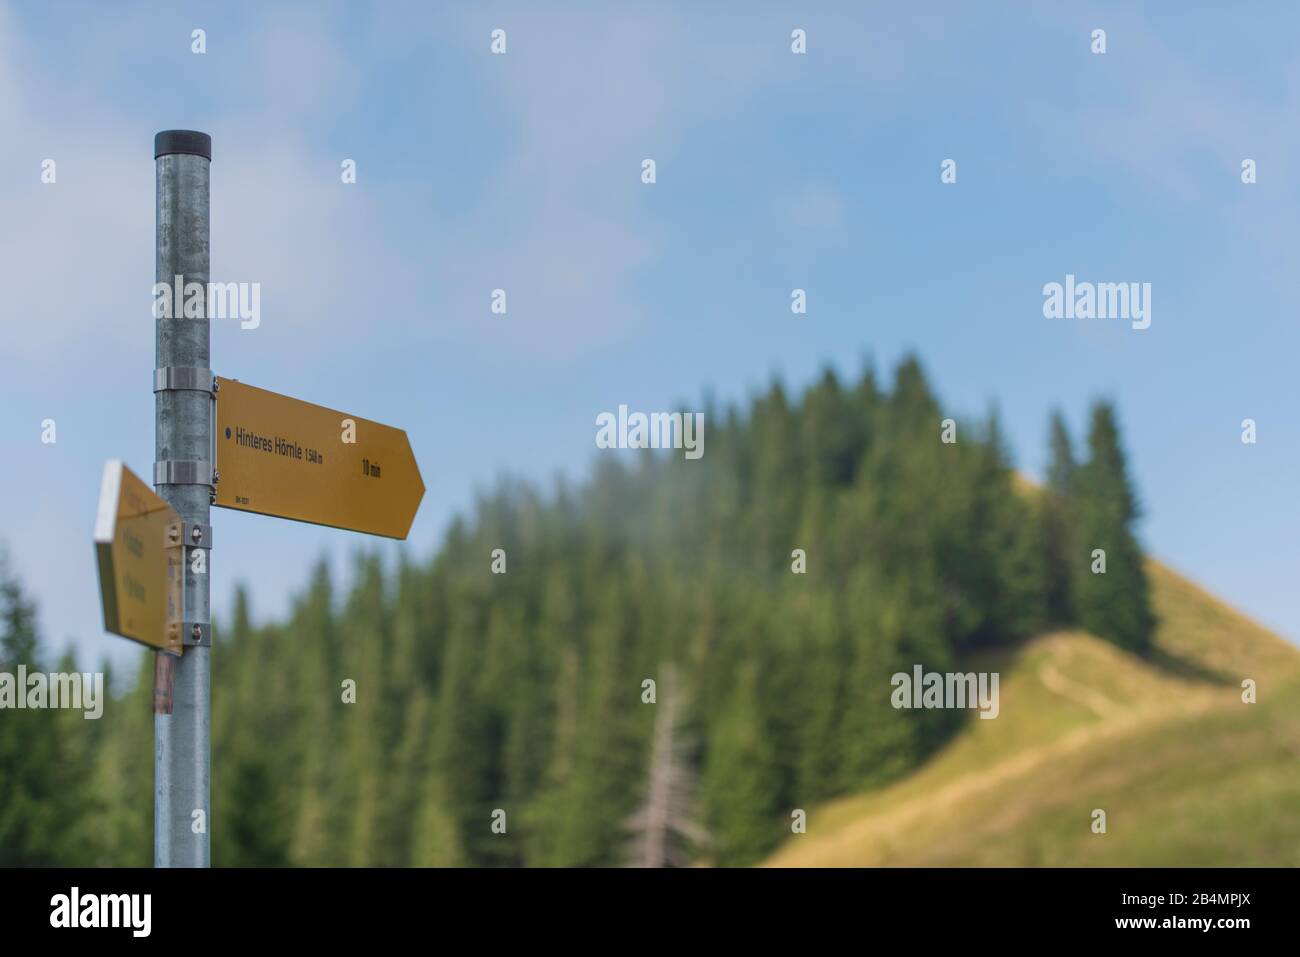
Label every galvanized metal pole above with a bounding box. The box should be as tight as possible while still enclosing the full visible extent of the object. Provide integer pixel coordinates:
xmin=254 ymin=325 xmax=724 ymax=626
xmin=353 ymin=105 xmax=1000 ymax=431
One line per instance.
xmin=153 ymin=130 xmax=213 ymax=868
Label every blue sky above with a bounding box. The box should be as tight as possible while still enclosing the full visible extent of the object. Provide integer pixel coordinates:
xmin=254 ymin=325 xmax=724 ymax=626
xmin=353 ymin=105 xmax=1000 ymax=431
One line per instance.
xmin=1 ymin=1 xmax=1296 ymax=671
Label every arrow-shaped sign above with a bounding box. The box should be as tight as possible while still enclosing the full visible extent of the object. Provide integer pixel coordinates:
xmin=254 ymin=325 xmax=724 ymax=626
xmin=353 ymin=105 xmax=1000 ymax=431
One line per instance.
xmin=213 ymin=377 xmax=424 ymax=539
xmin=94 ymin=460 xmax=185 ymax=654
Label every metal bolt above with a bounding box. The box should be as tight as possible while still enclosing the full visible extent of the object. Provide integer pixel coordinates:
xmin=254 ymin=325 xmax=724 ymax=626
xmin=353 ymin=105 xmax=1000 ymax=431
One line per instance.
xmin=191 ymin=624 xmax=202 ymax=642
xmin=191 ymin=525 xmax=203 ymax=544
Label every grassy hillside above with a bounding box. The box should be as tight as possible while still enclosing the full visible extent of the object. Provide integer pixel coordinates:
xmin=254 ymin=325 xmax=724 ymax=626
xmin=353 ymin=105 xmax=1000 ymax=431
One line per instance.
xmin=763 ymin=559 xmax=1300 ymax=866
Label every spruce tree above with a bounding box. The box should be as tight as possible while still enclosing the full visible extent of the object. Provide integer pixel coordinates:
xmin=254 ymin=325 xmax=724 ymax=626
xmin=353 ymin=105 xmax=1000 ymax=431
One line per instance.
xmin=0 ymin=557 xmax=91 ymax=865
xmin=1072 ymin=402 xmax=1156 ymax=653
xmin=971 ymin=408 xmax=1048 ymax=643
xmin=1041 ymin=410 xmax=1078 ymax=626
xmin=702 ymin=662 xmax=780 ymax=865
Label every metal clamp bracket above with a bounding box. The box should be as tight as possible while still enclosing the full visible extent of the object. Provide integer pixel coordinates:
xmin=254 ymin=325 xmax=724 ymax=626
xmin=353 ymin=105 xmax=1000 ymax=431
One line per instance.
xmin=153 ymin=366 xmax=216 ymax=394
xmin=186 ymin=522 xmax=212 ymax=548
xmin=154 ymin=460 xmax=215 ymax=487
xmin=166 ymin=521 xmax=213 ymax=549
xmin=182 ymin=622 xmax=212 ymax=648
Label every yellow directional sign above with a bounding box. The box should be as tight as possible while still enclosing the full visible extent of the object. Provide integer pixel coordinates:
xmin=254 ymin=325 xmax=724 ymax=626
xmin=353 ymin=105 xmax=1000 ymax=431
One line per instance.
xmin=94 ymin=461 xmax=184 ymax=655
xmin=214 ymin=377 xmax=424 ymax=539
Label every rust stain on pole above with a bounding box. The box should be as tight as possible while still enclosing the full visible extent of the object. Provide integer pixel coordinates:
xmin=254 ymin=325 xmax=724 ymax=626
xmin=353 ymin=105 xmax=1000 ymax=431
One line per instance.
xmin=153 ymin=652 xmax=176 ymax=715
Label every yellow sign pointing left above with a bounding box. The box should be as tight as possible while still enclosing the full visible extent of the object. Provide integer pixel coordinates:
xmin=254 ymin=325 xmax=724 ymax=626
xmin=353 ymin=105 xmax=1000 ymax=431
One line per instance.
xmin=93 ymin=461 xmax=184 ymax=655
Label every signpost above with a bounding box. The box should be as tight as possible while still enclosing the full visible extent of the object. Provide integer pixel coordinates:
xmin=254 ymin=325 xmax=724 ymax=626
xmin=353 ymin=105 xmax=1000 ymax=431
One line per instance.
xmin=214 ymin=377 xmax=424 ymax=539
xmin=152 ymin=129 xmax=213 ymax=869
xmin=91 ymin=130 xmax=424 ymax=868
xmin=93 ymin=460 xmax=184 ymax=655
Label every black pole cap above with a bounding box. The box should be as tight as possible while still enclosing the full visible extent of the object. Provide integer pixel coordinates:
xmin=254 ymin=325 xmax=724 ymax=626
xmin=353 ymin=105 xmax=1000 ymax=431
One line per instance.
xmin=154 ymin=130 xmax=212 ymax=161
